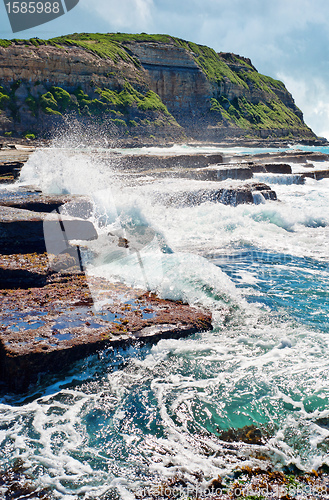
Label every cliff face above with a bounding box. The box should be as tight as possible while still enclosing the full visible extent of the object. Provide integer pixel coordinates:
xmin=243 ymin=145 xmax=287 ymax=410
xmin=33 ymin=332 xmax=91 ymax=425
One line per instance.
xmin=0 ymin=34 xmax=317 ymax=143
xmin=123 ymin=41 xmax=211 ymax=117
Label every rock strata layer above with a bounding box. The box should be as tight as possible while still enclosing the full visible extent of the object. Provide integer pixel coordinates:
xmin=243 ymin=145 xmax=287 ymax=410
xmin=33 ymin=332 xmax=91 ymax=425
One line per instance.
xmin=119 ymin=153 xmax=224 ymax=170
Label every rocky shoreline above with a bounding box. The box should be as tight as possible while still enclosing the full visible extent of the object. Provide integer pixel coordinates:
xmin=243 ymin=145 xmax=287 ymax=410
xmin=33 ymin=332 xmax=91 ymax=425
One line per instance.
xmin=1 ymin=144 xmax=329 ymax=395
xmin=0 ymin=197 xmax=213 ymax=393
xmin=2 ymin=440 xmax=329 ymax=500
xmin=0 ymin=134 xmax=328 ymax=151
xmin=1 ymin=144 xmax=329 ymax=499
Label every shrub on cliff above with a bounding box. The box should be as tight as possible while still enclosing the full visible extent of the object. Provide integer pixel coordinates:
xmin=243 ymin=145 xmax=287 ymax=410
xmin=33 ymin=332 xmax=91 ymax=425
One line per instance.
xmin=40 ymin=92 xmax=59 ymax=113
xmin=43 ymin=107 xmax=62 ymax=115
xmin=25 ymin=95 xmax=38 ymax=116
xmin=137 ymin=90 xmax=169 ymax=114
xmin=51 ymin=87 xmax=74 ymax=111
xmin=0 ymin=39 xmax=11 ymax=48
xmin=0 ymin=87 xmax=10 ymax=109
xmin=112 ymin=118 xmax=127 ymax=127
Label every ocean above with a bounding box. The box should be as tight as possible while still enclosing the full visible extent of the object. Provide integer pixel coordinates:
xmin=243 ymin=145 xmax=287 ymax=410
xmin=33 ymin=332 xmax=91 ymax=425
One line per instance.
xmin=1 ymin=142 xmax=329 ymax=498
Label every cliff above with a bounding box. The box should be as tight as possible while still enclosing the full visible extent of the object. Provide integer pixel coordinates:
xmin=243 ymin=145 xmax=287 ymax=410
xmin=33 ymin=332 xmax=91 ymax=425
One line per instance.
xmin=0 ymin=33 xmax=318 ymax=144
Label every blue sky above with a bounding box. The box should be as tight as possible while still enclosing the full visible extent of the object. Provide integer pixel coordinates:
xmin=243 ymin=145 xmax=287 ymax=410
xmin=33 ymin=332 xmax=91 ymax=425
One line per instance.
xmin=1 ymin=0 xmax=329 ymax=138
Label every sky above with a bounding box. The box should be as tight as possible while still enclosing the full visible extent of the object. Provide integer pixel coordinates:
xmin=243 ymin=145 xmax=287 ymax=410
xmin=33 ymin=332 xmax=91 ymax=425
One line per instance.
xmin=1 ymin=0 xmax=329 ymax=138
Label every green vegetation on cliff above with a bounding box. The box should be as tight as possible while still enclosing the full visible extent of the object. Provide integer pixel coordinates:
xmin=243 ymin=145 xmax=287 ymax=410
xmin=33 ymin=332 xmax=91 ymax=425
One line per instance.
xmin=174 ymin=39 xmax=248 ymax=88
xmin=50 ymin=33 xmax=138 ymax=65
xmin=38 ymin=83 xmax=173 ymax=121
xmin=95 ymin=84 xmax=169 ymax=114
xmin=0 ymin=77 xmax=179 ymax=139
xmin=0 ymin=86 xmax=10 ymax=109
xmin=0 ymin=39 xmax=12 ymax=48
xmin=0 ymin=32 xmax=316 ymax=142
xmin=210 ymin=95 xmax=306 ymax=132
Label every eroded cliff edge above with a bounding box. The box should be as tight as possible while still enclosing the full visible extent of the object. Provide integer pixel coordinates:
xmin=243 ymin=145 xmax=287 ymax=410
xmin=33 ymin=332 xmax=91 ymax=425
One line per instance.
xmin=0 ymin=33 xmax=320 ymax=144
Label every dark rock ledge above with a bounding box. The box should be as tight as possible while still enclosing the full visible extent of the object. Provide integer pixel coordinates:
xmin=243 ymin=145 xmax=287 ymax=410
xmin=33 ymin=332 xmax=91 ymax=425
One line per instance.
xmin=153 ymin=182 xmax=277 ymax=207
xmin=301 ymin=170 xmax=329 ymax=180
xmin=0 ymin=205 xmax=97 ymax=254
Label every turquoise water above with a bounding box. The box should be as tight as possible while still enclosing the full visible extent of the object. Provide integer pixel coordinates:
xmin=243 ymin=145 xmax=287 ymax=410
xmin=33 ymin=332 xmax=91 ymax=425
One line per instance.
xmin=214 ymin=250 xmax=329 ymax=333
xmin=1 ymin=144 xmax=329 ymax=498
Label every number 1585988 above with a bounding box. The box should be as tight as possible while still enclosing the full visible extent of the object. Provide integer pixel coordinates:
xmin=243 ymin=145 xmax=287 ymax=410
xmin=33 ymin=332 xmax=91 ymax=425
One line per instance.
xmin=5 ymin=1 xmax=61 ymax=14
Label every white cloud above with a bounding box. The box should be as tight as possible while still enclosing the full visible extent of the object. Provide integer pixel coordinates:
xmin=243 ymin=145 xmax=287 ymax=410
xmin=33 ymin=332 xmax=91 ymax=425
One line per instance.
xmin=81 ymin=0 xmax=154 ymax=31
xmin=278 ymin=73 xmax=329 ymax=139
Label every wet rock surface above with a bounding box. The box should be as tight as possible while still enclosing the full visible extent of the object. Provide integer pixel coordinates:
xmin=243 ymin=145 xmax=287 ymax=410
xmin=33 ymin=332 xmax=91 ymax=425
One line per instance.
xmin=0 ymin=258 xmax=213 ymax=392
xmin=0 ymin=459 xmax=52 ymax=500
xmin=227 ymin=150 xmax=329 ymax=164
xmin=0 ymin=161 xmax=25 ymax=183
xmin=173 ymin=164 xmax=254 ymax=182
xmin=120 ymin=153 xmax=224 ymax=170
xmin=301 ymin=169 xmax=329 ymax=180
xmin=249 ymin=162 xmax=292 ymax=174
xmin=0 ymin=205 xmax=98 ymax=254
xmin=0 ymin=147 xmax=34 ymax=182
xmin=0 ymin=190 xmax=91 ymax=213
xmin=154 ymin=182 xmax=277 ymax=207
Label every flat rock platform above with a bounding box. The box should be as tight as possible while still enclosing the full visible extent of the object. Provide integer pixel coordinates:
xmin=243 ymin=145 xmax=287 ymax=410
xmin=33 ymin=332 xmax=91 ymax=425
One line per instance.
xmin=0 ymin=253 xmax=213 ymax=392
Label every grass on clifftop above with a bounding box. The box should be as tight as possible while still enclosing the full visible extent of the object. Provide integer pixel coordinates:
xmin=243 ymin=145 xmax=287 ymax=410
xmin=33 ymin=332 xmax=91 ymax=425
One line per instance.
xmin=106 ymin=33 xmax=173 ymax=44
xmin=26 ymin=33 xmax=174 ymax=66
xmin=0 ymin=39 xmax=12 ymax=48
xmin=49 ymin=33 xmax=138 ymax=64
